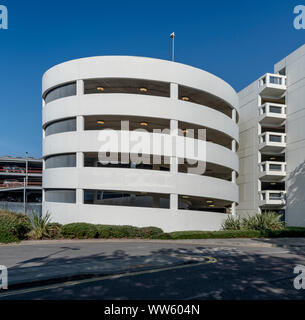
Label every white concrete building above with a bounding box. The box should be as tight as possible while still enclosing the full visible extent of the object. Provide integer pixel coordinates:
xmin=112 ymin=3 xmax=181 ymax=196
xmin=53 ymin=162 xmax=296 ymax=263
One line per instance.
xmin=42 ymin=56 xmax=239 ymax=232
xmin=238 ymin=44 xmax=305 ymax=227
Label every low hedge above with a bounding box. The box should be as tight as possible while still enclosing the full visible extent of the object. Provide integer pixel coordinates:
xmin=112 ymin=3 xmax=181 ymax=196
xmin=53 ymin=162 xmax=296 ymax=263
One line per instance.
xmin=61 ymin=223 xmax=99 ymax=239
xmin=169 ymin=230 xmax=263 ymax=240
xmin=0 ymin=211 xmax=31 ymax=243
xmin=262 ymin=227 xmax=305 ymax=238
xmin=2 ymin=213 xmax=305 ymax=243
xmin=96 ymin=225 xmax=140 ymax=238
xmin=60 ymin=224 xmax=164 ymax=239
xmin=96 ymin=225 xmax=164 ymax=239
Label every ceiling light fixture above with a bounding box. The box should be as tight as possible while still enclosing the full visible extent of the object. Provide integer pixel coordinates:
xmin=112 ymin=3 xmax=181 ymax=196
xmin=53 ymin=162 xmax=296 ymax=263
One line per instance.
xmin=182 ymin=96 xmax=190 ymax=101
xmin=270 ymin=157 xmax=276 ymax=161
xmin=139 ymin=87 xmax=148 ymax=93
xmin=97 ymin=87 xmax=105 ymax=91
xmin=97 ymin=120 xmax=105 ymax=125
xmin=206 ymin=200 xmax=213 ymax=204
xmin=140 ymin=122 xmax=148 ymax=126
xmin=182 ymin=195 xmax=190 ymax=199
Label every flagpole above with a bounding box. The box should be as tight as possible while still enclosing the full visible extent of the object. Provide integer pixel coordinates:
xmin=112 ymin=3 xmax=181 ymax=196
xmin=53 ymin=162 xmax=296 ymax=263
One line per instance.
xmin=172 ymin=35 xmax=175 ymax=61
xmin=170 ymin=32 xmax=175 ymax=62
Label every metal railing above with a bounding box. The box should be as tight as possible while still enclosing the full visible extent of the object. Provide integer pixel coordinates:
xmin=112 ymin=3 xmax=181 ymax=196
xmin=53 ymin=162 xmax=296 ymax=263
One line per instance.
xmin=0 ymin=168 xmax=42 ymax=174
xmin=0 ymin=181 xmax=42 ymax=189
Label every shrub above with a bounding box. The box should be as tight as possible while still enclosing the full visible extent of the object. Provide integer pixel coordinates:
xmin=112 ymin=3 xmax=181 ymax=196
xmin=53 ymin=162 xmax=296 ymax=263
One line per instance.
xmin=263 ymin=227 xmax=305 ymax=238
xmin=169 ymin=230 xmax=262 ymax=240
xmin=96 ymin=225 xmax=141 ymax=238
xmin=0 ymin=211 xmax=31 ymax=243
xmin=222 ymin=212 xmax=284 ymax=232
xmin=47 ymin=223 xmax=63 ymax=239
xmin=61 ymin=223 xmax=99 ymax=239
xmin=95 ymin=225 xmax=165 ymax=239
xmin=139 ymin=227 xmax=164 ymax=239
xmin=222 ymin=215 xmax=242 ymax=230
xmin=28 ymin=211 xmax=51 ymax=240
xmin=242 ymin=211 xmax=284 ymax=231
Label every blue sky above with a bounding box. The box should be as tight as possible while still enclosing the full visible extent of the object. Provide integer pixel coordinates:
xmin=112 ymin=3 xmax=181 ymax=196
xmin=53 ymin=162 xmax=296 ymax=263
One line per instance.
xmin=0 ymin=0 xmax=304 ymax=158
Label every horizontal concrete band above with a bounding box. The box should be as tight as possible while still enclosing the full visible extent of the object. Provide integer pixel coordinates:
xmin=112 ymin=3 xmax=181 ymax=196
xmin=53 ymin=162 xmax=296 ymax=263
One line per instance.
xmin=42 ymin=94 xmax=239 ymax=143
xmin=42 ymin=56 xmax=238 ymax=111
xmin=43 ymin=168 xmax=239 ymax=203
xmin=43 ymin=202 xmax=228 ymax=232
xmin=43 ymin=131 xmax=239 ymax=172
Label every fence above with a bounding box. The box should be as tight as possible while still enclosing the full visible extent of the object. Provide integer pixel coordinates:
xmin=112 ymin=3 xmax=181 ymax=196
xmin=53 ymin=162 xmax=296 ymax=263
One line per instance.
xmin=0 ymin=202 xmax=42 ymax=216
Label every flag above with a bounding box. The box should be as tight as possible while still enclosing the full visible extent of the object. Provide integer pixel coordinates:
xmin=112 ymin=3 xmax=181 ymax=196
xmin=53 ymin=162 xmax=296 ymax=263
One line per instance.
xmin=170 ymin=32 xmax=175 ymax=38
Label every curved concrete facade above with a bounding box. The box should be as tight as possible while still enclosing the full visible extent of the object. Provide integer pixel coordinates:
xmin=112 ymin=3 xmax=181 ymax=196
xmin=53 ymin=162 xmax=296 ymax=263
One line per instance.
xmin=42 ymin=56 xmax=239 ymax=232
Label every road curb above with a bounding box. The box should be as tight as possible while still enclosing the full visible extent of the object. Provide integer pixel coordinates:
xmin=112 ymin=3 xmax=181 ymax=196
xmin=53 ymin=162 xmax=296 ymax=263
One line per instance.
xmin=1 ymin=238 xmax=305 ymax=248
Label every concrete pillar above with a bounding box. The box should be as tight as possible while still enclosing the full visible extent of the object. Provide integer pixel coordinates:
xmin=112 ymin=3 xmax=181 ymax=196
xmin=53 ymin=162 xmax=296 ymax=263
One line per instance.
xmin=170 ymin=118 xmax=178 ymax=211
xmin=232 ymin=108 xmax=237 ymax=123
xmin=77 ymin=152 xmax=84 ymax=168
xmin=77 ymin=79 xmax=84 ymax=96
xmin=231 ymin=170 xmax=236 ymax=184
xmin=76 ymin=189 xmax=84 ymax=204
xmin=231 ymin=202 xmax=236 ymax=216
xmin=231 ymin=140 xmax=236 ymax=152
xmin=77 ymin=116 xmax=84 ymax=132
xmin=170 ymin=194 xmax=178 ymax=210
xmin=170 ymin=83 xmax=178 ymax=100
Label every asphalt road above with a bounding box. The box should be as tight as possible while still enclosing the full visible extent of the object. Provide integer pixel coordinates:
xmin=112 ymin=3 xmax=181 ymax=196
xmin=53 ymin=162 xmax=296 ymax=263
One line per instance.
xmin=1 ymin=240 xmax=305 ymax=300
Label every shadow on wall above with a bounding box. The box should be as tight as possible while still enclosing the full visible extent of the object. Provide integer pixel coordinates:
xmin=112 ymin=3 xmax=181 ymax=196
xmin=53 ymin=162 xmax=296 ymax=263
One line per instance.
xmin=287 ymin=159 xmax=305 ymax=227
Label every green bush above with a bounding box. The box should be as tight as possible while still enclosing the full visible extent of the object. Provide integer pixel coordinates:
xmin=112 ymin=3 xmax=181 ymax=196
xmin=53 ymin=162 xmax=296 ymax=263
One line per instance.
xmin=47 ymin=223 xmax=63 ymax=239
xmin=96 ymin=225 xmax=140 ymax=238
xmin=263 ymin=227 xmax=305 ymax=238
xmin=169 ymin=230 xmax=262 ymax=240
xmin=61 ymin=223 xmax=99 ymax=239
xmin=139 ymin=227 xmax=164 ymax=239
xmin=222 ymin=212 xmax=284 ymax=232
xmin=0 ymin=211 xmax=31 ymax=243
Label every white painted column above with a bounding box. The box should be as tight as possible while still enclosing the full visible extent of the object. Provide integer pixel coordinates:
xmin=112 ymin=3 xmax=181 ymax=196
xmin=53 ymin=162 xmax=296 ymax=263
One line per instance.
xmin=77 ymin=116 xmax=84 ymax=132
xmin=170 ymin=83 xmax=178 ymax=99
xmin=170 ymin=120 xmax=178 ymax=210
xmin=170 ymin=83 xmax=179 ymax=211
xmin=231 ymin=139 xmax=236 ymax=153
xmin=77 ymin=79 xmax=84 ymax=96
xmin=231 ymin=202 xmax=236 ymax=216
xmin=76 ymin=189 xmax=84 ymax=204
xmin=77 ymin=152 xmax=84 ymax=168
xmin=232 ymin=108 xmax=237 ymax=123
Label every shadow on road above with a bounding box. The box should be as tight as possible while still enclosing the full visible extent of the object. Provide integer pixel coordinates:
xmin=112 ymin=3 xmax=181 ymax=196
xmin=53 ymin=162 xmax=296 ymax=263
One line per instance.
xmin=4 ymin=243 xmax=305 ymax=300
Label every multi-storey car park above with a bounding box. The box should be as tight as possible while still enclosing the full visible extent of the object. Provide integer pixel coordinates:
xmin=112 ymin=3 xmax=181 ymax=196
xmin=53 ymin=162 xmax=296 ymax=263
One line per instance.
xmin=0 ymin=156 xmax=42 ymax=207
xmin=237 ymin=44 xmax=305 ymax=227
xmin=42 ymin=56 xmax=239 ymax=232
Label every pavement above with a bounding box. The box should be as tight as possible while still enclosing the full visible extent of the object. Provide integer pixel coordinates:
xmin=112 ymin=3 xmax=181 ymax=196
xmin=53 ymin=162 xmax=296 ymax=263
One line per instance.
xmin=0 ymin=238 xmax=305 ymax=299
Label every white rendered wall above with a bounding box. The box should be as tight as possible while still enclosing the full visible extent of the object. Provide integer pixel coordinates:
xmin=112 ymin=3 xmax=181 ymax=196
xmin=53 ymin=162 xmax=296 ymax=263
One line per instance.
xmin=42 ymin=56 xmax=239 ymax=231
xmin=275 ymin=45 xmax=305 ymax=227
xmin=237 ymin=82 xmax=260 ymax=216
